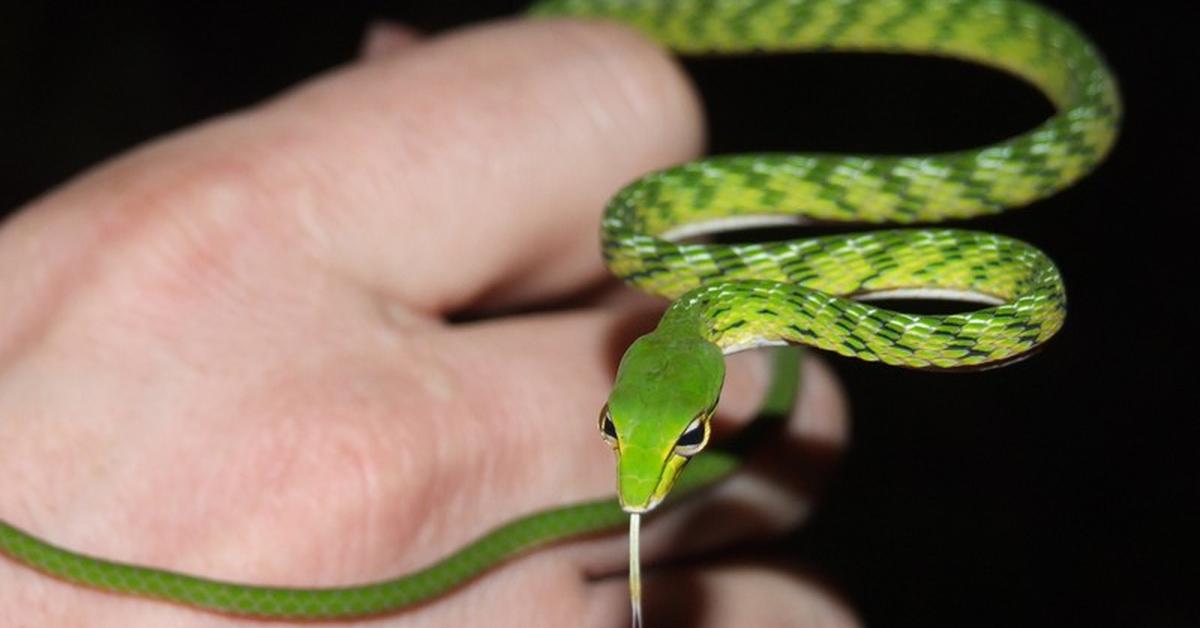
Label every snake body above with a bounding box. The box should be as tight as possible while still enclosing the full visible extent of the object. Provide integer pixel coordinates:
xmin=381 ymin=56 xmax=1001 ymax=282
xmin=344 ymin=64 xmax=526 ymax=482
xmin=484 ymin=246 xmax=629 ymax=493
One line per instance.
xmin=0 ymin=0 xmax=1118 ymax=620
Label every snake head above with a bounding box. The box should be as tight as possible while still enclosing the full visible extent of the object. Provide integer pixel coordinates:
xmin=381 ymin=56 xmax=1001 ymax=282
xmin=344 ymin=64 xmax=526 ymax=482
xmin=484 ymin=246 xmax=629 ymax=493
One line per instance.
xmin=601 ymin=331 xmax=725 ymax=513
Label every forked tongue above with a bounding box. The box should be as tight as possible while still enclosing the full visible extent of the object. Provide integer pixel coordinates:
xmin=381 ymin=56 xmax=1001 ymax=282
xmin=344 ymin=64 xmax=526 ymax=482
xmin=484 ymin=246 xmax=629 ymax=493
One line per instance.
xmin=629 ymin=513 xmax=643 ymax=628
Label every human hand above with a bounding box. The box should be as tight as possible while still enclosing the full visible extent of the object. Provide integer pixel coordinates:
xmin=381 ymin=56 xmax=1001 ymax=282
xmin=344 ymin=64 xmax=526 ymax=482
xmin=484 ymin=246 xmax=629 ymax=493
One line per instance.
xmin=0 ymin=17 xmax=851 ymax=627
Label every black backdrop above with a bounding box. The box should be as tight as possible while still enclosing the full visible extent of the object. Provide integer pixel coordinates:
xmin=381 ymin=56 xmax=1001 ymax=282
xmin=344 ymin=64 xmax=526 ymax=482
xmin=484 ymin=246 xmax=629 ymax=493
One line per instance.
xmin=1 ymin=2 xmax=1193 ymax=626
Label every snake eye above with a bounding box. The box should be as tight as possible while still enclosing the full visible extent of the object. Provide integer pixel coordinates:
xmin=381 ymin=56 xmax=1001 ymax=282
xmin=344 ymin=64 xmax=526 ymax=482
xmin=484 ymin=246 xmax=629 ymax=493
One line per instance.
xmin=674 ymin=418 xmax=709 ymax=457
xmin=599 ymin=406 xmax=618 ymax=445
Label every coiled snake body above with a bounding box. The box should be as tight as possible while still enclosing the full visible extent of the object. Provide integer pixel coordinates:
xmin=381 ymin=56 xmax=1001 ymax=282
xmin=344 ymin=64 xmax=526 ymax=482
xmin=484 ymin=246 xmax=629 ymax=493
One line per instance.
xmin=0 ymin=0 xmax=1119 ymax=620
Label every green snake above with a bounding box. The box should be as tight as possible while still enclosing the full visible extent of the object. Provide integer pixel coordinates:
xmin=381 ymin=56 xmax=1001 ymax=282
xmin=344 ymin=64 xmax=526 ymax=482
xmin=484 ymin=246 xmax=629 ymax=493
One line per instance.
xmin=0 ymin=0 xmax=1119 ymax=621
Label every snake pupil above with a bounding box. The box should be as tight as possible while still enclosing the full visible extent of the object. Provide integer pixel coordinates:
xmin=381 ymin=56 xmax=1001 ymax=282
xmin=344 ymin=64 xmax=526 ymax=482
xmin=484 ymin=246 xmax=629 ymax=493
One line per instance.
xmin=677 ymin=424 xmax=703 ymax=447
xmin=674 ymin=419 xmax=708 ymax=457
xmin=601 ymin=413 xmax=618 ymax=440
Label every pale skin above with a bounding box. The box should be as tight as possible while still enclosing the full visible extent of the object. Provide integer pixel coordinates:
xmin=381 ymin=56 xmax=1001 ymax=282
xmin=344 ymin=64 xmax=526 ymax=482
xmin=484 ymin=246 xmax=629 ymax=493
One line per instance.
xmin=0 ymin=18 xmax=851 ymax=628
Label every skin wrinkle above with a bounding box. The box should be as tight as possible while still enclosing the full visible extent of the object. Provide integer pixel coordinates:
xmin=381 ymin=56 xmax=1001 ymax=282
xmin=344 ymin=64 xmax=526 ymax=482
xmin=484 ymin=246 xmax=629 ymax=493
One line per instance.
xmin=415 ymin=311 xmax=626 ymax=570
xmin=93 ymin=321 xmax=439 ymax=583
xmin=207 ymin=360 xmax=442 ymax=582
xmin=0 ymin=211 xmax=72 ymax=369
xmin=270 ymin=19 xmax=704 ymax=315
xmin=295 ymin=27 xmax=537 ymax=312
xmin=562 ymin=19 xmax=705 ymax=157
xmin=262 ymin=103 xmax=437 ymax=310
xmin=422 ymin=46 xmax=584 ymax=308
xmin=317 ymin=423 xmax=384 ymax=579
xmin=0 ymin=101 xmax=332 ymax=371
xmin=434 ymin=330 xmax=576 ymax=528
xmin=350 ymin=325 xmax=556 ymax=577
xmin=1 ymin=357 xmax=152 ymax=541
xmin=319 ymin=359 xmax=462 ymax=577
xmin=39 ymin=142 xmax=339 ymax=380
xmin=196 ymin=122 xmax=416 ymax=330
xmin=476 ymin=23 xmax=705 ymax=311
xmin=0 ymin=169 xmax=162 ymax=372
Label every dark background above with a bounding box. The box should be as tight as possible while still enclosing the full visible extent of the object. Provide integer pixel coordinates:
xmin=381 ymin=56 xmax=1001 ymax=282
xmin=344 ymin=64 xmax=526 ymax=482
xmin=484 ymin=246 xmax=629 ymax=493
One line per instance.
xmin=1 ymin=2 xmax=1193 ymax=626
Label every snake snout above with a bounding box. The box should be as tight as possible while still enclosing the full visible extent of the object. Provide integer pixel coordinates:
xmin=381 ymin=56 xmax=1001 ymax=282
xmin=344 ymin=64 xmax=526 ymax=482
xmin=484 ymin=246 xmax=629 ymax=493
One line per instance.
xmin=619 ymin=494 xmax=664 ymax=515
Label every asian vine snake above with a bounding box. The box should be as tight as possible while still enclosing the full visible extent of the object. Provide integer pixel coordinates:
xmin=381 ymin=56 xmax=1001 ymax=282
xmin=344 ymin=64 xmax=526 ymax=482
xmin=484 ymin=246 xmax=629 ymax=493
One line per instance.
xmin=0 ymin=0 xmax=1119 ymax=622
